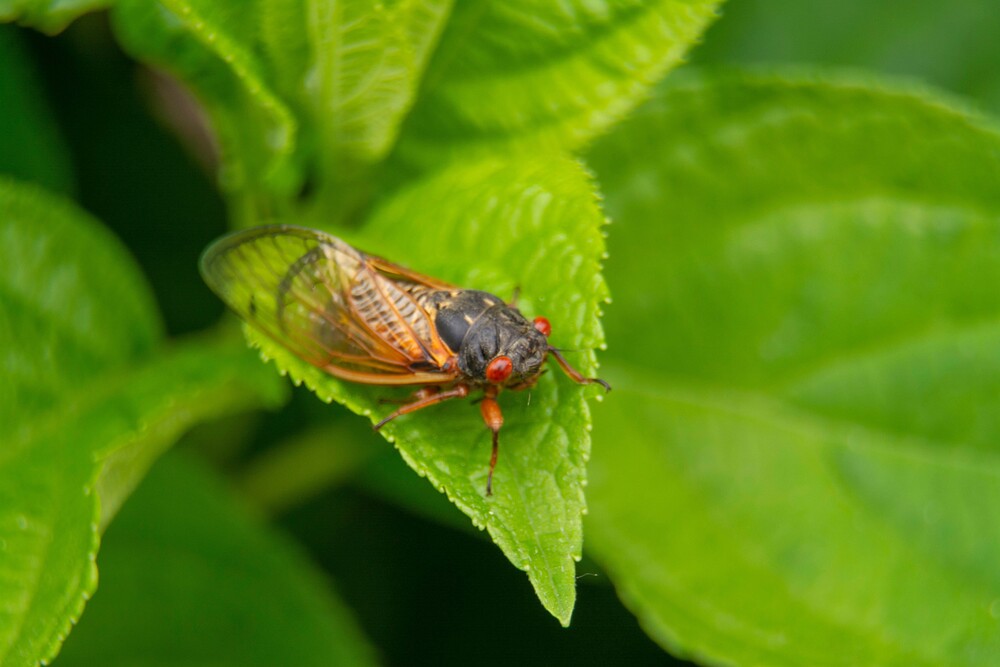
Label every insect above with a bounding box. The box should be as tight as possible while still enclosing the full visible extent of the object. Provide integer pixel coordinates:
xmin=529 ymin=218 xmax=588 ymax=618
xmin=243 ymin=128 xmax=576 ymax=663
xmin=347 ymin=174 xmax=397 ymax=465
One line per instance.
xmin=200 ymin=225 xmax=609 ymax=495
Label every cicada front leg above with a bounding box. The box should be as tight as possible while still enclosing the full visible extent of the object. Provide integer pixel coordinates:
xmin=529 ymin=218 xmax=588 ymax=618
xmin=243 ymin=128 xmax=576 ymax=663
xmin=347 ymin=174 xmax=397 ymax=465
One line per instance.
xmin=547 ymin=347 xmax=611 ymax=392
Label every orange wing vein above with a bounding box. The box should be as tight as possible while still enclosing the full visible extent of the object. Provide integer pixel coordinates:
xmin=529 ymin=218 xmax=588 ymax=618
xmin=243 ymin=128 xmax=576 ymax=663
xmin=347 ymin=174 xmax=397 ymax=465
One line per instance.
xmin=200 ymin=224 xmax=458 ymax=385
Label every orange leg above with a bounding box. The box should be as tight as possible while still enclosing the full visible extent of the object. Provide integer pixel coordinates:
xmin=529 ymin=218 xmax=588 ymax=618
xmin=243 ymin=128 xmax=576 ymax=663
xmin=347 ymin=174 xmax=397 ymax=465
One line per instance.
xmin=479 ymin=385 xmax=504 ymax=496
xmin=548 ymin=348 xmax=611 ymax=391
xmin=374 ymin=384 xmax=470 ymax=430
xmin=373 ymin=383 xmax=510 ymax=497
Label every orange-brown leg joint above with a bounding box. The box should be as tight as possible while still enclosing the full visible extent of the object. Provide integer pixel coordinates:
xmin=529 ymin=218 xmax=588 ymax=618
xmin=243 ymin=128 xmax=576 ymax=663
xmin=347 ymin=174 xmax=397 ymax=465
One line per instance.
xmin=480 ymin=386 xmax=504 ymax=496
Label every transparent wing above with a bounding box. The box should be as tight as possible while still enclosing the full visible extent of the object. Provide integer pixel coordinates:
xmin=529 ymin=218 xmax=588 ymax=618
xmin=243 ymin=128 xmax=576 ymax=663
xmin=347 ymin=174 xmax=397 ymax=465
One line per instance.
xmin=200 ymin=225 xmax=457 ymax=385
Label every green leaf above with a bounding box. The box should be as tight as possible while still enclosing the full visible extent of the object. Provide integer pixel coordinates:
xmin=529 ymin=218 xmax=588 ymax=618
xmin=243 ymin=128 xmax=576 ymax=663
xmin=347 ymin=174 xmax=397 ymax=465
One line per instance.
xmin=90 ymin=337 xmax=290 ymax=530
xmin=0 ymin=26 xmax=73 ymax=193
xmin=57 ymin=451 xmax=377 ymax=667
xmin=583 ymin=72 xmax=1000 ymax=665
xmin=588 ymin=375 xmax=1000 ymax=667
xmin=0 ymin=0 xmax=108 ymax=32
xmin=388 ymin=0 xmax=722 ymax=174
xmin=111 ymin=0 xmax=721 ymax=221
xmin=692 ymin=0 xmax=1000 ymax=113
xmin=111 ymin=0 xmax=302 ymax=224
xmin=0 ymin=179 xmax=287 ymax=666
xmin=111 ymin=0 xmax=452 ymax=224
xmin=0 ymin=177 xmax=161 ymax=408
xmin=246 ymin=156 xmax=608 ymax=625
xmin=298 ymin=0 xmax=452 ymax=161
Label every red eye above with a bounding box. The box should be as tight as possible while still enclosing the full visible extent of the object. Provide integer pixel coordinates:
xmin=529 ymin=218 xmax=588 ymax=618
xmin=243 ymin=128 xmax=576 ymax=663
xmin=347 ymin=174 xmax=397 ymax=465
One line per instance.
xmin=485 ymin=355 xmax=513 ymax=384
xmin=533 ymin=316 xmax=551 ymax=337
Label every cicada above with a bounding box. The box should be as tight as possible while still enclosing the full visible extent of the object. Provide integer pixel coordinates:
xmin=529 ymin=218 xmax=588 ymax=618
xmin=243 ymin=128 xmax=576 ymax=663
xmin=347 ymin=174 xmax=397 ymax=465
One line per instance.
xmin=200 ymin=225 xmax=608 ymax=495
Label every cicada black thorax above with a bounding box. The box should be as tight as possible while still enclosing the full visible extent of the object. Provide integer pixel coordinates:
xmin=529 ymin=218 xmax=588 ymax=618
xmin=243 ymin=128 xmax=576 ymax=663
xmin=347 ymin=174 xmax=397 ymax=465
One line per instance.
xmin=425 ymin=289 xmax=548 ymax=386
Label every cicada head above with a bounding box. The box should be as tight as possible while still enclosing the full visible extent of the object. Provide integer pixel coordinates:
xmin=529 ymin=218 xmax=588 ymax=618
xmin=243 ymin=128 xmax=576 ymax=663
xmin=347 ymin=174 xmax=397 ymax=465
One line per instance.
xmin=456 ymin=305 xmax=548 ymax=386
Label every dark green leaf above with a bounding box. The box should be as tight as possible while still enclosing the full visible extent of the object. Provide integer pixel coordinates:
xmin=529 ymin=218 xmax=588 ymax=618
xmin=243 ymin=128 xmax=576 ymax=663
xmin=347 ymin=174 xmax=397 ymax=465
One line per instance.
xmin=0 ymin=26 xmax=73 ymax=192
xmin=0 ymin=0 xmax=108 ymax=32
xmin=583 ymin=72 xmax=1000 ymax=665
xmin=57 ymin=452 xmax=377 ymax=667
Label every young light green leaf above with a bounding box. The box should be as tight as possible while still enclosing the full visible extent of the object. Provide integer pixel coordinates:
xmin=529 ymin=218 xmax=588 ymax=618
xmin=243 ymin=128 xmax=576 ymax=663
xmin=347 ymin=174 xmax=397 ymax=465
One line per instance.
xmin=282 ymin=0 xmax=452 ymax=217
xmin=0 ymin=179 xmax=287 ymax=666
xmin=389 ymin=0 xmax=722 ymax=174
xmin=583 ymin=72 xmax=1000 ymax=665
xmin=57 ymin=451 xmax=377 ymax=667
xmin=111 ymin=0 xmax=452 ymax=224
xmin=301 ymin=0 xmax=451 ymax=161
xmin=241 ymin=156 xmax=608 ymax=624
xmin=0 ymin=0 xmax=107 ymax=33
xmin=0 ymin=27 xmax=73 ymax=193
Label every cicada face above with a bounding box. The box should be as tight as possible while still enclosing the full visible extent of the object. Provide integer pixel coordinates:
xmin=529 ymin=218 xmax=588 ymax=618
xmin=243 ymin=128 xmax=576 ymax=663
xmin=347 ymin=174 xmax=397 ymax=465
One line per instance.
xmin=476 ymin=316 xmax=547 ymax=385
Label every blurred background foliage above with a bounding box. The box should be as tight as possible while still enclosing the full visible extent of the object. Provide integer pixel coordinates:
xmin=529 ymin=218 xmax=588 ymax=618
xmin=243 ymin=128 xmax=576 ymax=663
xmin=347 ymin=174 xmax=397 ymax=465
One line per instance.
xmin=2 ymin=0 xmax=1000 ymax=665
